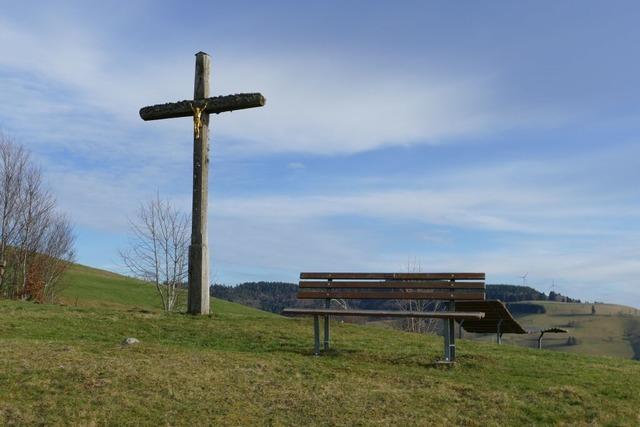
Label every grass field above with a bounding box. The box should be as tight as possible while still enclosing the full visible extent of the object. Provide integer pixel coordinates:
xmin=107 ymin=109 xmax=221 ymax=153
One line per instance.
xmin=57 ymin=264 xmax=167 ymax=311
xmin=1 ymin=264 xmax=639 ymax=425
xmin=479 ymin=301 xmax=640 ymax=360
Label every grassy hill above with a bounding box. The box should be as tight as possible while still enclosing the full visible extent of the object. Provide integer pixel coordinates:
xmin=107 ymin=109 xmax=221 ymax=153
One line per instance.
xmin=57 ymin=264 xmax=167 ymax=311
xmin=465 ymin=301 xmax=640 ymax=360
xmin=1 ymin=264 xmax=639 ymax=425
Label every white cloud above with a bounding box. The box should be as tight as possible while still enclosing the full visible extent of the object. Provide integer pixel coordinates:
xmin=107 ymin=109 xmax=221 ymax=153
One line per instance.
xmin=212 ymin=173 xmax=636 ymax=237
xmin=287 ymin=162 xmax=305 ymax=170
xmin=0 ymin=17 xmax=567 ymax=159
xmin=208 ymin=54 xmax=569 ymax=155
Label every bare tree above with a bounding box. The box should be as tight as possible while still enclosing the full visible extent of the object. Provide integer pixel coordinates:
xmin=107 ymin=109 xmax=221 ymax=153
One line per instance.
xmin=0 ymin=135 xmax=28 ymax=290
xmin=120 ymin=195 xmax=189 ymax=312
xmin=0 ymin=134 xmax=75 ymax=301
xmin=16 ymin=164 xmax=56 ymax=297
xmin=29 ymin=212 xmax=75 ymax=302
xmin=395 ymin=257 xmax=443 ymax=334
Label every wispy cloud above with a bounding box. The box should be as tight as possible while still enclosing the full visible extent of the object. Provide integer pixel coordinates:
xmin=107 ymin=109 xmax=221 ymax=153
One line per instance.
xmin=212 ymin=160 xmax=639 ymax=236
xmin=287 ymin=162 xmax=305 ymax=170
xmin=0 ymin=16 xmax=569 ymax=159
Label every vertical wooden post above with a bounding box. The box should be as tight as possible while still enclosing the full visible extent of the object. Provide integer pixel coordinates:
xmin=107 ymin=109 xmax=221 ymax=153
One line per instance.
xmin=188 ymin=51 xmax=211 ymax=315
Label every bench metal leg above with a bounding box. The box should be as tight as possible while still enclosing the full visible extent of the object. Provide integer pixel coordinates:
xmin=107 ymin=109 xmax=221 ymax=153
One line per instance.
xmin=443 ymin=319 xmax=450 ymax=361
xmin=443 ymin=320 xmax=456 ymax=361
xmin=538 ymin=331 xmax=544 ymax=349
xmin=324 ymin=298 xmax=330 ymax=351
xmin=443 ymin=300 xmax=456 ymax=362
xmin=324 ymin=315 xmax=330 ymax=351
xmin=313 ymin=315 xmax=320 ymax=355
xmin=448 ymin=318 xmax=456 ymax=361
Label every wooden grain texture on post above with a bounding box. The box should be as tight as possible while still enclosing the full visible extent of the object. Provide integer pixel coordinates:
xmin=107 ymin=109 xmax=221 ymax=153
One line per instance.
xmin=187 ymin=51 xmax=211 ymax=315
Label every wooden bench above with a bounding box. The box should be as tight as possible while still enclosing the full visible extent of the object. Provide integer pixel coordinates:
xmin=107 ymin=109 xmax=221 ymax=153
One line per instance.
xmin=282 ymin=272 xmax=486 ymax=362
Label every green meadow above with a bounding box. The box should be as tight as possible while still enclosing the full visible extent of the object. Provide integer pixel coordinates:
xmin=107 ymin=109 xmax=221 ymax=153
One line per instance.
xmin=0 ymin=264 xmax=638 ymax=425
xmin=467 ymin=301 xmax=640 ymax=360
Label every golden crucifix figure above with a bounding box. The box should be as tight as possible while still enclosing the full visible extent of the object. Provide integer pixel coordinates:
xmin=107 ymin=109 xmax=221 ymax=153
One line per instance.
xmin=190 ymin=102 xmax=208 ymax=139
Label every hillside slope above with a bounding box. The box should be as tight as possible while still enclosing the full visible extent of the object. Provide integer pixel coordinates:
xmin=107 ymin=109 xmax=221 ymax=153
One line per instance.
xmin=57 ymin=264 xmax=166 ymax=310
xmin=0 ymin=264 xmax=638 ymax=425
xmin=493 ymin=301 xmax=640 ymax=360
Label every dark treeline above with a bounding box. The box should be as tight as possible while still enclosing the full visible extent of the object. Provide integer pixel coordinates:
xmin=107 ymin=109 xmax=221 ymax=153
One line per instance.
xmin=211 ymin=282 xmax=580 ymax=314
xmin=487 ymin=284 xmax=546 ymax=302
xmin=211 ymin=282 xmax=303 ymax=313
xmin=506 ymin=302 xmax=547 ymax=315
xmin=487 ymin=284 xmax=579 ymax=303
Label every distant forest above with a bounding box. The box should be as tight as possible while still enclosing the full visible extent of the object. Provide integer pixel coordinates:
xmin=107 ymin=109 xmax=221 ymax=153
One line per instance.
xmin=211 ymin=282 xmax=580 ymax=315
xmin=487 ymin=284 xmax=579 ymax=303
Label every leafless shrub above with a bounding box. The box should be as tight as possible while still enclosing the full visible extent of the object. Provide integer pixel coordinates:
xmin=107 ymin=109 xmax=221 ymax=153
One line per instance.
xmin=120 ymin=194 xmax=189 ymax=312
xmin=395 ymin=257 xmax=443 ymax=334
xmin=0 ymin=134 xmax=75 ymax=302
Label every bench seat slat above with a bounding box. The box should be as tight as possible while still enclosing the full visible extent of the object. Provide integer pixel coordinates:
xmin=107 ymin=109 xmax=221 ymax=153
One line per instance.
xmin=299 ymin=280 xmax=485 ymax=289
xmin=300 ymin=272 xmax=485 ymax=280
xmin=297 ymin=291 xmax=485 ymax=300
xmin=282 ymin=308 xmax=485 ymax=319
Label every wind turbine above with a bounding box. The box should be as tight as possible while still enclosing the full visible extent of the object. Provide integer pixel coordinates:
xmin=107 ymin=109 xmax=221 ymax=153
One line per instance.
xmin=520 ymin=272 xmax=528 ymax=286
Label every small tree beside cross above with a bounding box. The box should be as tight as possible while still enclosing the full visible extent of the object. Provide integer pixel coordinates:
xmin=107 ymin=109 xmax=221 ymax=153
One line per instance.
xmin=120 ymin=195 xmax=189 ymax=312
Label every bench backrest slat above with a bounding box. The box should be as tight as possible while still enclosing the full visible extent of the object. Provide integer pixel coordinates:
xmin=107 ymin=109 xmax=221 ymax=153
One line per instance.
xmin=298 ymin=272 xmax=486 ymax=302
xmin=298 ymin=291 xmax=486 ymax=300
xmin=301 ymin=272 xmax=485 ymax=280
xmin=299 ymin=280 xmax=485 ymax=289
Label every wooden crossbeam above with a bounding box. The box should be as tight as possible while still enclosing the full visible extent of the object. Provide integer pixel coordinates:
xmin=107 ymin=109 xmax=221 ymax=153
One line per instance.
xmin=139 ymin=93 xmax=266 ymax=121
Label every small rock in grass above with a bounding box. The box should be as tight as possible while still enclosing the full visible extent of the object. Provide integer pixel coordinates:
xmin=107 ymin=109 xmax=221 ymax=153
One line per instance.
xmin=121 ymin=337 xmax=140 ymax=346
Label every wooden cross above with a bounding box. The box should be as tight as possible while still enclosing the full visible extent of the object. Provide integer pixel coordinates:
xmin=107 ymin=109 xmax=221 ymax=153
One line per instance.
xmin=139 ymin=51 xmax=265 ymax=315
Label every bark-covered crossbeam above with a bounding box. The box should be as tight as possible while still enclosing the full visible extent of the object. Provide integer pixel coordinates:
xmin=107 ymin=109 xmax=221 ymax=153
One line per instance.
xmin=139 ymin=93 xmax=266 ymax=121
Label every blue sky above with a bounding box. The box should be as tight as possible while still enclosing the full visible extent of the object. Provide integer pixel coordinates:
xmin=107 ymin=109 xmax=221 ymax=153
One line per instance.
xmin=1 ymin=1 xmax=639 ymax=307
